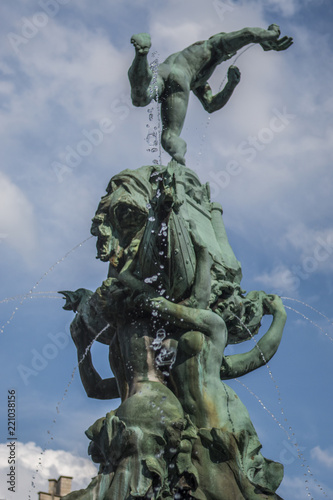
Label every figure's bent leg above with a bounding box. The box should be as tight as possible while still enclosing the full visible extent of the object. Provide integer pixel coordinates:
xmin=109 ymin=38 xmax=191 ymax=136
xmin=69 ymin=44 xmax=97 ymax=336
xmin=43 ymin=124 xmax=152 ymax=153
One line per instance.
xmin=161 ymin=87 xmax=189 ymax=165
xmin=128 ymin=33 xmax=154 ymax=107
xmin=211 ymin=25 xmax=280 ymax=54
xmin=194 ymin=65 xmax=240 ymax=115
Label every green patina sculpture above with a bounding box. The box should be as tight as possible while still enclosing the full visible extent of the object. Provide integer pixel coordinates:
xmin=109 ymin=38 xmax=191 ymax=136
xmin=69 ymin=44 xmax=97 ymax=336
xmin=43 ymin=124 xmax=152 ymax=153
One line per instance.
xmin=128 ymin=25 xmax=292 ymax=165
xmin=60 ymin=25 xmax=291 ymax=500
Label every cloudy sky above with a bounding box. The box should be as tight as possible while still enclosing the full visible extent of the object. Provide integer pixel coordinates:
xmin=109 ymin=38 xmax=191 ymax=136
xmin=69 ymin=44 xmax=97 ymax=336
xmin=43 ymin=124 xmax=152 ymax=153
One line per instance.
xmin=0 ymin=0 xmax=332 ymax=498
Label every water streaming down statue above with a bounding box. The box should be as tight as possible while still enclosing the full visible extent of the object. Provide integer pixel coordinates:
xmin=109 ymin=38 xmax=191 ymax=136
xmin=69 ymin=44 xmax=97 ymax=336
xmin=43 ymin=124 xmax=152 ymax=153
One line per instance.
xmin=60 ymin=24 xmax=292 ymax=500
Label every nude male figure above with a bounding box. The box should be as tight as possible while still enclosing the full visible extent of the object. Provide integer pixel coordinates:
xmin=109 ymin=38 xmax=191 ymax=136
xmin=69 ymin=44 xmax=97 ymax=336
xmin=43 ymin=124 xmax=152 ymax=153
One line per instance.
xmin=128 ymin=25 xmax=293 ymax=165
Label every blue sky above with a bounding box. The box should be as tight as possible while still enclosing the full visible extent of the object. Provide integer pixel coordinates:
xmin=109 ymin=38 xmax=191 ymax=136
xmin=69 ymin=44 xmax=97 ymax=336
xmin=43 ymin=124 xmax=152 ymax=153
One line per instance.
xmin=0 ymin=0 xmax=332 ymax=498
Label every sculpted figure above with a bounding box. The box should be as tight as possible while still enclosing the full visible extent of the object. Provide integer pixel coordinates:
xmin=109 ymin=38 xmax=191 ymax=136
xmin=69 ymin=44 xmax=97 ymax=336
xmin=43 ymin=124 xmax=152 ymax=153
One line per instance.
xmin=136 ymin=232 xmax=286 ymax=499
xmin=61 ymin=163 xmax=288 ymax=498
xmin=59 ymin=15 xmax=293 ymax=498
xmin=61 ymin=280 xmax=199 ymax=499
xmin=61 ymin=218 xmax=200 ymax=497
xmin=128 ymin=25 xmax=293 ymax=164
xmin=91 ymin=163 xmax=242 ymax=304
xmin=61 ymin=264 xmax=286 ymax=499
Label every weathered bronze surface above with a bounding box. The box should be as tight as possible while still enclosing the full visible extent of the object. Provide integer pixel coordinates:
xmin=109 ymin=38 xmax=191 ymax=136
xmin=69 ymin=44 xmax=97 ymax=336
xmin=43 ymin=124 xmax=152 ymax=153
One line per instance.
xmin=61 ymin=25 xmax=291 ymax=499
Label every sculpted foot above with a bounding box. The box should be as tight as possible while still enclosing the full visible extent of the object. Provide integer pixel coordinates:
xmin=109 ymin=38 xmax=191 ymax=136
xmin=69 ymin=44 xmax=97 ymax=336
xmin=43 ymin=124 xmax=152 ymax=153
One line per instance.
xmin=161 ymin=133 xmax=187 ymax=166
xmin=128 ymin=33 xmax=154 ymax=106
xmin=173 ymin=153 xmax=186 ymax=166
xmin=131 ymin=33 xmax=151 ymax=55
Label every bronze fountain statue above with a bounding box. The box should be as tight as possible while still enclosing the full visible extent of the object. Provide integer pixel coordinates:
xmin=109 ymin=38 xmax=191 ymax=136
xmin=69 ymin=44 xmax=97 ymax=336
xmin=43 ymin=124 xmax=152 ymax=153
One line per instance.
xmin=60 ymin=23 xmax=292 ymax=500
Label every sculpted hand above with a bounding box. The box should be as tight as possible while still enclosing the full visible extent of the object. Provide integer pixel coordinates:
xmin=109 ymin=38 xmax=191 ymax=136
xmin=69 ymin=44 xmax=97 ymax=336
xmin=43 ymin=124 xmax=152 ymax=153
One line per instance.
xmin=220 ymin=355 xmax=233 ymax=378
xmin=131 ymin=33 xmax=151 ymax=55
xmin=260 ymin=26 xmax=293 ymax=52
xmin=263 ymin=295 xmax=286 ymax=316
xmin=150 ymin=296 xmax=165 ymax=308
xmin=228 ymin=65 xmax=241 ymax=86
xmin=133 ymin=290 xmax=159 ymax=309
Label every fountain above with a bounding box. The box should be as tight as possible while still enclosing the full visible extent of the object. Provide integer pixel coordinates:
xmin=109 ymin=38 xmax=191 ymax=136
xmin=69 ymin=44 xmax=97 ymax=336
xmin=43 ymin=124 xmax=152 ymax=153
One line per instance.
xmin=59 ymin=24 xmax=295 ymax=500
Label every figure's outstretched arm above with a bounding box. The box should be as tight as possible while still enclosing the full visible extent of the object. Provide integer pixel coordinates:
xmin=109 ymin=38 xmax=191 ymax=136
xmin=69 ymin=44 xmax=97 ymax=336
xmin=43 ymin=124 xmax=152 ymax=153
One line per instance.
xmin=209 ymin=24 xmax=292 ymax=55
xmin=71 ymin=317 xmax=120 ymax=400
xmin=193 ymin=66 xmax=240 ymax=114
xmin=128 ymin=33 xmax=154 ymax=107
xmin=220 ymin=295 xmax=287 ymax=380
xmin=139 ymin=294 xmax=226 ymax=354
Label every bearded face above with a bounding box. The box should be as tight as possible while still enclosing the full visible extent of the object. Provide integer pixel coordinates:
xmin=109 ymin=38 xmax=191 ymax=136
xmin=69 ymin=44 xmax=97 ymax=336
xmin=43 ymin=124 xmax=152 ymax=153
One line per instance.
xmin=109 ymin=200 xmax=148 ymax=249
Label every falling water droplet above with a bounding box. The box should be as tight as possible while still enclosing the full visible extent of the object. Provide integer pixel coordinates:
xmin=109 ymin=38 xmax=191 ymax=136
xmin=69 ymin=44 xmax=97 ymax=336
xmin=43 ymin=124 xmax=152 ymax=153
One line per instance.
xmin=156 ymin=329 xmax=166 ymax=340
xmin=146 ymin=132 xmax=158 ymax=147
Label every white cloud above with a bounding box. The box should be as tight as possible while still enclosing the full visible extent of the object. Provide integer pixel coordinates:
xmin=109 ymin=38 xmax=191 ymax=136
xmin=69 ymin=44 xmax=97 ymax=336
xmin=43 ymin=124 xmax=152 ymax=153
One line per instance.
xmin=0 ymin=172 xmax=37 ymax=258
xmin=150 ymin=21 xmax=204 ymax=57
xmin=283 ymin=225 xmax=333 ymax=271
xmin=1 ymin=21 xmax=127 ymax=137
xmin=0 ymin=16 xmax=134 ymax=268
xmin=278 ymin=475 xmax=332 ymax=500
xmin=0 ymin=441 xmax=98 ymax=498
xmin=254 ymin=225 xmax=333 ymax=296
xmin=265 ymin=0 xmax=325 ymax=17
xmin=311 ymin=446 xmax=333 ymax=468
xmin=265 ymin=0 xmax=300 ymax=16
xmin=254 ymin=265 xmax=299 ymax=294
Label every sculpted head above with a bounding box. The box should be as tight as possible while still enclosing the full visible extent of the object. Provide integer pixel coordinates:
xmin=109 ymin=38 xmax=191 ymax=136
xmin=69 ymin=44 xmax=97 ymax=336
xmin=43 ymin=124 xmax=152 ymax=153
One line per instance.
xmin=213 ymin=283 xmax=268 ymax=344
xmin=58 ymin=288 xmax=93 ymax=312
xmin=91 ymin=169 xmax=153 ymax=265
